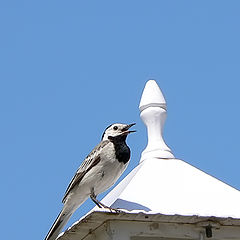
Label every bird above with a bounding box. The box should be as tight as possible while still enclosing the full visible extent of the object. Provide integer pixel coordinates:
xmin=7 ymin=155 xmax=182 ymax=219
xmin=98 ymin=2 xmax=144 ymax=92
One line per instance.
xmin=45 ymin=123 xmax=136 ymax=240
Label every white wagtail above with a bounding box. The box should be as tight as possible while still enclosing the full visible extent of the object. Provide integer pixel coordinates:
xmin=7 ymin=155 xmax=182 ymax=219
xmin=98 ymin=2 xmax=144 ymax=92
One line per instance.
xmin=45 ymin=123 xmax=136 ymax=240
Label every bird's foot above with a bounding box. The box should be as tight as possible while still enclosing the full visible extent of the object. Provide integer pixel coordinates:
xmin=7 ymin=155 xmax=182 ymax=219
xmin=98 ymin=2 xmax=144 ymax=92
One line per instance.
xmin=109 ymin=208 xmax=124 ymax=213
xmin=90 ymin=190 xmax=124 ymax=213
xmin=103 ymin=205 xmax=124 ymax=213
xmin=98 ymin=201 xmax=123 ymax=213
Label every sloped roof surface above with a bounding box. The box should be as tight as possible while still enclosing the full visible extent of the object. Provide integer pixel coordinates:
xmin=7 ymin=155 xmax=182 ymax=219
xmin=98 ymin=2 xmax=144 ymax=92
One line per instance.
xmin=96 ymin=80 xmax=240 ymax=218
xmin=98 ymin=157 xmax=240 ymax=218
xmin=58 ymin=80 xmax=240 ymax=240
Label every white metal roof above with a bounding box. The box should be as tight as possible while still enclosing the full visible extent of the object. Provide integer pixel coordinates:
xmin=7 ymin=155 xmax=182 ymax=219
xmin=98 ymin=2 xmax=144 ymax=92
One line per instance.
xmin=58 ymin=80 xmax=240 ymax=239
xmin=97 ymin=157 xmax=240 ymax=218
xmin=95 ymin=80 xmax=240 ymax=218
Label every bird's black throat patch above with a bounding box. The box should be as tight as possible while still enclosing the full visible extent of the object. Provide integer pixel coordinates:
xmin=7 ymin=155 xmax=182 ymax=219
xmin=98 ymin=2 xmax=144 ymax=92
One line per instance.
xmin=108 ymin=135 xmax=130 ymax=164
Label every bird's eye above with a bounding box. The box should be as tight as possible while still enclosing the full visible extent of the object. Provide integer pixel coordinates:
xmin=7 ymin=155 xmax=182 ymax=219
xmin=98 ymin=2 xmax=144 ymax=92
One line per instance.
xmin=113 ymin=126 xmax=118 ymax=130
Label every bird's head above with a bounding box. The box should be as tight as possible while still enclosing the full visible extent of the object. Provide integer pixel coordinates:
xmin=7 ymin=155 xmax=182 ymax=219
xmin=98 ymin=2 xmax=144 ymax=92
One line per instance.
xmin=101 ymin=123 xmax=136 ymax=141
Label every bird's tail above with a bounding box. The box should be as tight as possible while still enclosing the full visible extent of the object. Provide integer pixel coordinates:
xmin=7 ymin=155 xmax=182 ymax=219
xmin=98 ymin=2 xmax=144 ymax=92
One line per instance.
xmin=45 ymin=208 xmax=73 ymax=240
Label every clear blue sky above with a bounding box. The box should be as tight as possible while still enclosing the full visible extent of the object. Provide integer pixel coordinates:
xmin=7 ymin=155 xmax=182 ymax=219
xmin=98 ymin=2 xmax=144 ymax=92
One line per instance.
xmin=1 ymin=1 xmax=240 ymax=240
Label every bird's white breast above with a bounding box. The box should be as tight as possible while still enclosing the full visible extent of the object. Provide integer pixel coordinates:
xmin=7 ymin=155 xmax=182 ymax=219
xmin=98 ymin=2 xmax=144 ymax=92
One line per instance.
xmin=80 ymin=142 xmax=128 ymax=196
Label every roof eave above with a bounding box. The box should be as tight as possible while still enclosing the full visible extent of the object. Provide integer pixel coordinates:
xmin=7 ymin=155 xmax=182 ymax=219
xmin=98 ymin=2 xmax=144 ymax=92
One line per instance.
xmin=58 ymin=211 xmax=240 ymax=240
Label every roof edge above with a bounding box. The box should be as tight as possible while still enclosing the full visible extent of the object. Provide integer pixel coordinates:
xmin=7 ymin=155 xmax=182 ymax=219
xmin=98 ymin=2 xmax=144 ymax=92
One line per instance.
xmin=58 ymin=211 xmax=240 ymax=240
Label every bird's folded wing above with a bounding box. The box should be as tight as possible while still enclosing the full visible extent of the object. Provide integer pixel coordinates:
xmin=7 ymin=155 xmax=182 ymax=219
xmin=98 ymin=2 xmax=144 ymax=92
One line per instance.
xmin=62 ymin=140 xmax=109 ymax=203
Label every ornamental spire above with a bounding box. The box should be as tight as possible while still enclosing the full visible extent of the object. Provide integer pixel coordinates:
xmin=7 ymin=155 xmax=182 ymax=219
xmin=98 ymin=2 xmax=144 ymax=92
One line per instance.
xmin=139 ymin=80 xmax=174 ymax=160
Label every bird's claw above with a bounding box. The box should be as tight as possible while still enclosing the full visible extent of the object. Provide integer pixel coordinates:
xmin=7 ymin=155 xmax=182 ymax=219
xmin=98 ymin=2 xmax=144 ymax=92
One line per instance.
xmin=106 ymin=207 xmax=124 ymax=213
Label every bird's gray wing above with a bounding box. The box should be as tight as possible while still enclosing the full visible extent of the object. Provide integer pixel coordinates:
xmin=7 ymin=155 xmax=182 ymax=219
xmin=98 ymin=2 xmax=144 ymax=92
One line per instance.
xmin=62 ymin=140 xmax=109 ymax=203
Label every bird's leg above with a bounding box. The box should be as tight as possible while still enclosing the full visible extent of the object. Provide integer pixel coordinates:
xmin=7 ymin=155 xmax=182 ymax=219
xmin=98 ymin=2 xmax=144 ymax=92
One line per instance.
xmin=90 ymin=188 xmax=123 ymax=213
xmin=90 ymin=190 xmax=102 ymax=208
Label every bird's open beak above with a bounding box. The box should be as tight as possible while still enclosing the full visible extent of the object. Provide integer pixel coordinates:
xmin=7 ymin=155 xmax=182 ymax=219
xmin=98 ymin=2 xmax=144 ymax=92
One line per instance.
xmin=122 ymin=123 xmax=136 ymax=135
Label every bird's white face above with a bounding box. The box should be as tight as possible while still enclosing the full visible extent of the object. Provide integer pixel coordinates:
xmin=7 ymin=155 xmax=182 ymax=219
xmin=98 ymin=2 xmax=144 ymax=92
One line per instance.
xmin=101 ymin=123 xmax=136 ymax=141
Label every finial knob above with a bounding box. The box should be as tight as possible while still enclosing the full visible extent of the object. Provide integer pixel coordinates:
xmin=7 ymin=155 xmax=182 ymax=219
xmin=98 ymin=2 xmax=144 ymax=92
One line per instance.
xmin=139 ymin=80 xmax=174 ymax=160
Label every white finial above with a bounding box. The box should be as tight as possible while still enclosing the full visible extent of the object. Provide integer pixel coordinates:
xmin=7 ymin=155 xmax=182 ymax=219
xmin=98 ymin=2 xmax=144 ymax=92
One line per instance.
xmin=139 ymin=80 xmax=174 ymax=160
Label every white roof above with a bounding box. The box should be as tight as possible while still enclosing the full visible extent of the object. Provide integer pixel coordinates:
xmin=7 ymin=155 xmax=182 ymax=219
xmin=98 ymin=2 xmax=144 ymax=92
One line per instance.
xmin=94 ymin=80 xmax=240 ymax=218
xmin=59 ymin=80 xmax=240 ymax=240
xmin=99 ymin=157 xmax=240 ymax=218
